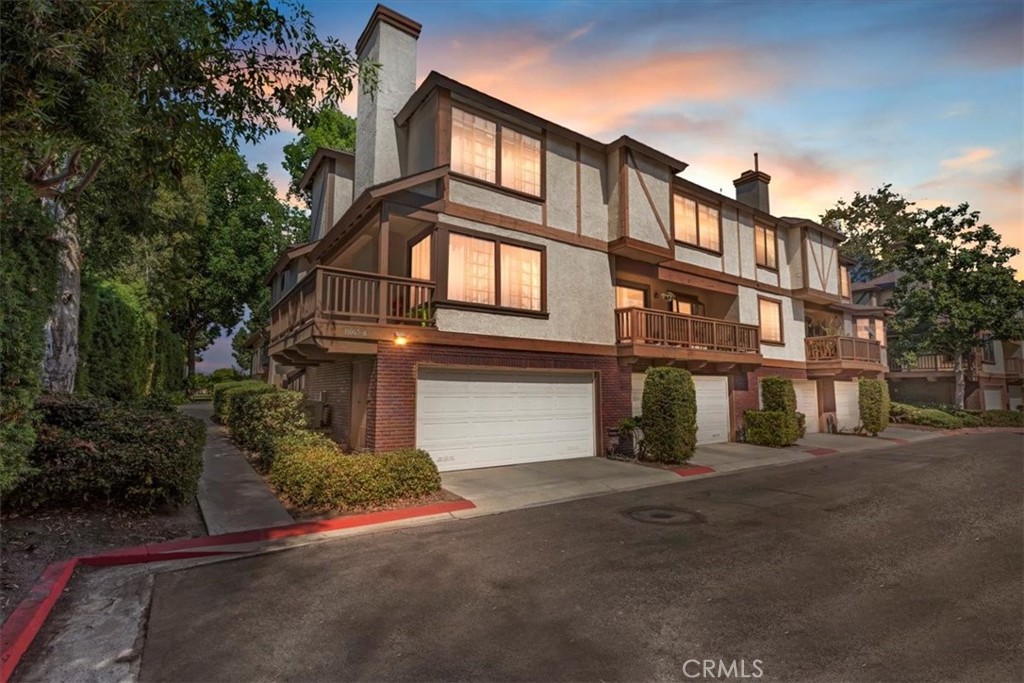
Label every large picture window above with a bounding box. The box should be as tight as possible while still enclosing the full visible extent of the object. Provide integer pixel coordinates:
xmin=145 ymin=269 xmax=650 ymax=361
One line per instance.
xmin=446 ymin=231 xmax=544 ymax=312
xmin=409 ymin=234 xmax=432 ymax=281
xmin=758 ymin=297 xmax=783 ymax=344
xmin=451 ymin=107 xmax=542 ymax=197
xmin=755 ymin=224 xmax=777 ymax=269
xmin=615 ymin=285 xmax=646 ymax=309
xmin=673 ymin=194 xmax=721 ymax=252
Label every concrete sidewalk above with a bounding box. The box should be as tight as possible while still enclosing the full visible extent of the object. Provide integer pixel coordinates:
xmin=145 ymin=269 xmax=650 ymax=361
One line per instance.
xmin=181 ymin=403 xmax=293 ymax=535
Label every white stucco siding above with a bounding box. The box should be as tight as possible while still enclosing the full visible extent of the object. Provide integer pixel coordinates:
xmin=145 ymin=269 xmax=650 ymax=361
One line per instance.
xmin=579 ymin=147 xmax=608 ymax=241
xmin=805 ymin=230 xmax=840 ymax=295
xmin=607 ymin=151 xmax=623 ymax=241
xmin=738 ymin=286 xmax=806 ymax=362
xmin=544 ymin=134 xmax=578 ymax=234
xmin=786 ymin=226 xmax=804 ymax=289
xmin=674 ymin=244 xmax=723 ymax=271
xmin=449 ymin=178 xmax=544 ymax=224
xmin=405 ymin=93 xmax=437 ymax=175
xmin=309 ymin=172 xmax=327 ymax=240
xmin=626 ymin=152 xmax=672 ymax=248
xmin=774 ymin=229 xmax=792 ymax=288
xmin=720 ymin=206 xmax=741 ymax=276
xmin=435 ymin=214 xmax=615 ymax=345
xmin=736 ymin=210 xmax=757 ymax=280
xmin=756 ymin=267 xmax=780 ymax=287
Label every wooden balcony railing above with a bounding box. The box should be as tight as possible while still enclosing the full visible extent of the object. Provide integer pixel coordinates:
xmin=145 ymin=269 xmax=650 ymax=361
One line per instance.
xmin=887 ymin=352 xmax=956 ymax=372
xmin=270 ymin=266 xmax=435 ymax=343
xmin=1006 ymin=357 xmax=1023 ymax=375
xmin=806 ymin=335 xmax=882 ymax=364
xmin=615 ymin=307 xmax=760 ymax=354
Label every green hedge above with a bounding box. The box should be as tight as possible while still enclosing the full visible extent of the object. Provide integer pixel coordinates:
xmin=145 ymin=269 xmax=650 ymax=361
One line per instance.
xmin=761 ymin=376 xmax=797 ymax=413
xmin=77 ymin=279 xmax=156 ymax=400
xmin=890 ymin=402 xmax=963 ymax=429
xmin=640 ymin=367 xmax=697 ymax=463
xmin=153 ymin=321 xmax=186 ymax=394
xmin=7 ymin=395 xmax=205 ymax=511
xmin=211 ymin=380 xmax=269 ymax=422
xmin=269 ymin=444 xmax=441 ymax=511
xmin=858 ymin=378 xmax=890 ymax=436
xmin=743 ymin=411 xmax=797 ymax=448
xmin=230 ymin=390 xmax=310 ymax=471
xmin=977 ymin=410 xmax=1024 ymax=427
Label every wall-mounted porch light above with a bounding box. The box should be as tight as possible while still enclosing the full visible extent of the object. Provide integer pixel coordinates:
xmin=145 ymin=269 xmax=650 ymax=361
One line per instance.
xmin=393 ymin=333 xmax=409 ymax=346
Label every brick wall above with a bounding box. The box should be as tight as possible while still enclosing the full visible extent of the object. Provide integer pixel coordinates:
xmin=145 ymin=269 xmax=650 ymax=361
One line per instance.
xmin=304 ymin=361 xmax=353 ymax=446
xmin=366 ymin=342 xmax=631 ymax=453
xmin=731 ymin=366 xmax=809 ymax=438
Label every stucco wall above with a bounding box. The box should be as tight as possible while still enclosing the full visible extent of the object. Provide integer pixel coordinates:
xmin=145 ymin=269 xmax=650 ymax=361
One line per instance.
xmin=674 ymin=243 xmax=723 ymax=271
xmin=544 ymin=133 xmax=577 ymax=234
xmin=606 ymin=151 xmax=622 ymax=241
xmin=449 ymin=178 xmax=544 ymax=224
xmin=626 ymin=151 xmax=672 ymax=248
xmin=435 ymin=214 xmax=616 ymax=345
xmin=737 ymin=285 xmax=806 ymax=361
xmin=579 ymin=147 xmax=608 ymax=241
xmin=785 ymin=226 xmax=803 ymax=289
xmin=805 ymin=230 xmax=840 ymax=295
xmin=405 ymin=92 xmax=437 ymax=176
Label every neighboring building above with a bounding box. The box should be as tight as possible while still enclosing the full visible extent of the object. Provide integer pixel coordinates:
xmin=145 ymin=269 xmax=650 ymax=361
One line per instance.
xmin=265 ymin=4 xmax=890 ymax=470
xmin=856 ymin=272 xmax=1024 ymax=410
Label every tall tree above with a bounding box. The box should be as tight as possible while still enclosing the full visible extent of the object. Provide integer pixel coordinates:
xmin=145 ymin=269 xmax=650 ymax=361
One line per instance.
xmin=231 ymin=289 xmax=271 ymax=373
xmin=282 ymin=108 xmax=357 ymax=207
xmin=1 ymin=0 xmax=374 ymax=393
xmin=886 ymin=204 xmax=1024 ymax=408
xmin=820 ymin=184 xmax=917 ymax=282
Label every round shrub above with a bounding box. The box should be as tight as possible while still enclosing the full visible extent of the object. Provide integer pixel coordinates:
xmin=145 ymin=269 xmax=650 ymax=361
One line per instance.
xmin=858 ymin=378 xmax=890 ymax=436
xmin=743 ymin=410 xmax=795 ymax=447
xmin=231 ymin=390 xmax=311 ymax=471
xmin=640 ymin=367 xmax=697 ymax=463
xmin=212 ymin=380 xmax=270 ymax=423
xmin=760 ymin=376 xmax=797 ymax=413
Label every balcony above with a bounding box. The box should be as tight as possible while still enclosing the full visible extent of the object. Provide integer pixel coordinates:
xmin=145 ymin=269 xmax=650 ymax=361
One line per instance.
xmin=805 ymin=335 xmax=884 ymax=377
xmin=1005 ymin=357 xmax=1023 ymax=383
xmin=888 ymin=352 xmax=955 ymax=373
xmin=270 ymin=266 xmax=435 ymax=363
xmin=614 ymin=307 xmax=761 ymax=368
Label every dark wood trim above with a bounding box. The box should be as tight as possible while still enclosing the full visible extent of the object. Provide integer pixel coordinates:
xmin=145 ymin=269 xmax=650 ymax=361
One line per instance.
xmin=541 ymin=129 xmax=548 ymax=226
xmin=800 ymin=226 xmax=810 ymax=289
xmin=441 ymin=224 xmax=548 ymax=314
xmin=656 ymin=266 xmax=738 ymax=296
xmin=659 ymin=259 xmax=790 ymax=297
xmin=356 ymin=4 xmax=422 ymax=56
xmin=443 ymin=202 xmax=608 ymax=253
xmin=625 ymin=149 xmax=672 ymax=248
xmin=757 ymin=295 xmax=785 ymax=345
xmin=674 ymin=239 xmax=723 ymax=258
xmin=619 ymin=146 xmax=629 ymax=237
xmin=608 ymin=236 xmax=673 ymax=264
xmin=377 ymin=206 xmax=391 ymax=319
xmin=434 ymin=300 xmax=550 ymax=319
xmin=761 ymin=358 xmax=807 ymax=370
xmin=449 ymin=171 xmax=545 ymax=204
xmin=326 ymin=157 xmax=336 ymax=236
xmin=435 ymin=88 xmax=452 ymax=167
xmin=575 ymin=142 xmax=582 ymax=236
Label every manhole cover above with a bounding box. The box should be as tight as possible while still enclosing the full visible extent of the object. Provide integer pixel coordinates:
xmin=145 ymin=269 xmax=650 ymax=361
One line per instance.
xmin=624 ymin=506 xmax=704 ymax=525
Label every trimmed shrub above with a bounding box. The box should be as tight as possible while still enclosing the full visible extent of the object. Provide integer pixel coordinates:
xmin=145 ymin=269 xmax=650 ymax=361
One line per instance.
xmin=640 ymin=367 xmax=697 ymax=463
xmin=761 ymin=376 xmax=797 ymax=413
xmin=795 ymin=411 xmax=807 ymax=440
xmin=8 ymin=395 xmax=205 ymax=511
xmin=743 ymin=411 xmax=796 ymax=448
xmin=858 ymin=378 xmax=890 ymax=436
xmin=269 ymin=445 xmax=441 ymax=511
xmin=231 ymin=390 xmax=311 ymax=471
xmin=890 ymin=402 xmax=963 ymax=429
xmin=153 ymin=322 xmax=186 ymax=394
xmin=221 ymin=383 xmax=274 ymax=427
xmin=978 ymin=410 xmax=1024 ymax=427
xmin=212 ymin=380 xmax=267 ymax=422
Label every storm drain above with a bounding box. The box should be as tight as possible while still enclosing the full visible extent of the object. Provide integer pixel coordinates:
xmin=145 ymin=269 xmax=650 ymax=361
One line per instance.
xmin=624 ymin=506 xmax=705 ymax=525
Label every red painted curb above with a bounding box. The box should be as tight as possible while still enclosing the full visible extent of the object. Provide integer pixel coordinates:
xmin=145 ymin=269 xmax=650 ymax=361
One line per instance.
xmin=675 ymin=464 xmax=715 ymax=477
xmin=806 ymin=447 xmax=839 ymax=457
xmin=0 ymin=498 xmax=475 ymax=682
xmin=1 ymin=559 xmax=78 ymax=682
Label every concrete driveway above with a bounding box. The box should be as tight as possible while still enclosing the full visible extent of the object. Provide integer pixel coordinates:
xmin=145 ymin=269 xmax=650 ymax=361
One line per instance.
xmin=441 ymin=457 xmax=680 ymax=515
xmin=137 ymin=433 xmax=1022 ymax=682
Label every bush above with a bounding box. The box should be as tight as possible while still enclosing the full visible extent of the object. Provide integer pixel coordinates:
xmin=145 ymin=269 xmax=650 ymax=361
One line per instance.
xmin=269 ymin=444 xmax=441 ymax=511
xmin=640 ymin=368 xmax=697 ymax=463
xmin=858 ymin=378 xmax=890 ymax=436
xmin=211 ymin=380 xmax=267 ymax=423
xmin=890 ymin=402 xmax=963 ymax=429
xmin=795 ymin=411 xmax=807 ymax=439
xmin=761 ymin=376 xmax=797 ymax=413
xmin=743 ymin=411 xmax=798 ymax=448
xmin=8 ymin=395 xmax=205 ymax=511
xmin=977 ymin=410 xmax=1024 ymax=427
xmin=153 ymin=322 xmax=186 ymax=394
xmin=231 ymin=390 xmax=311 ymax=471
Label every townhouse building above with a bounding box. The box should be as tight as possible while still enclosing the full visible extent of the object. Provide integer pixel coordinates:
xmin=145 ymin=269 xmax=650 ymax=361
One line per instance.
xmin=265 ymin=4 xmax=889 ymax=471
xmin=854 ymin=273 xmax=1023 ymax=410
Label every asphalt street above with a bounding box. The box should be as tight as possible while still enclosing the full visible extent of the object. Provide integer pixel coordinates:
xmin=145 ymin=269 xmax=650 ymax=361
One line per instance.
xmin=141 ymin=433 xmax=1023 ymax=682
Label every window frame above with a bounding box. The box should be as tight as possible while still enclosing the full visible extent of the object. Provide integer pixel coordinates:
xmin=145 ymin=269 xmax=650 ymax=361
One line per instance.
xmin=670 ymin=293 xmax=706 ymax=317
xmin=757 ymin=296 xmax=785 ymax=346
xmin=982 ymin=335 xmax=996 ymax=364
xmin=839 ymin=265 xmax=851 ymax=300
xmin=614 ymin=282 xmax=649 ymax=310
xmin=449 ymin=104 xmax=545 ymax=201
xmin=671 ymin=192 xmax=723 ymax=255
xmin=437 ymin=227 xmax=548 ymax=317
xmin=407 ymin=228 xmax=435 ymax=281
xmin=754 ymin=223 xmax=778 ymax=271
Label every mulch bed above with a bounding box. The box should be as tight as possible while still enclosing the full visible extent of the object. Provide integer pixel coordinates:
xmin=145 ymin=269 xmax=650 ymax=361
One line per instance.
xmin=0 ymin=501 xmax=205 ymax=622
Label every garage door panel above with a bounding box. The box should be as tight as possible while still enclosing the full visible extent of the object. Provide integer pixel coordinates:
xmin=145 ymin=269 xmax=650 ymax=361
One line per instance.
xmin=416 ymin=369 xmax=596 ymax=471
xmin=834 ymin=381 xmax=860 ymax=432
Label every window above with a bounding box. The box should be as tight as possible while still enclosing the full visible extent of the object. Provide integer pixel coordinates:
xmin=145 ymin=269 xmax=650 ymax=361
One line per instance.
xmin=755 ymin=224 xmax=777 ymax=269
xmin=451 ymin=107 xmax=542 ymax=197
xmin=758 ymin=298 xmax=783 ymax=344
xmin=874 ymin=319 xmax=886 ymax=346
xmin=672 ymin=298 xmax=705 ymax=317
xmin=840 ymin=265 xmax=850 ymax=299
xmin=448 ymin=233 xmax=495 ymax=305
xmin=855 ymin=317 xmax=872 ymax=340
xmin=982 ymin=336 xmax=995 ymax=363
xmin=451 ymin=108 xmax=496 ymax=183
xmin=446 ymin=232 xmax=544 ymax=311
xmin=500 ymin=243 xmax=542 ymax=311
xmin=673 ymin=194 xmax=720 ymax=252
xmin=615 ymin=285 xmax=646 ymax=309
xmin=409 ymin=234 xmax=432 ymax=280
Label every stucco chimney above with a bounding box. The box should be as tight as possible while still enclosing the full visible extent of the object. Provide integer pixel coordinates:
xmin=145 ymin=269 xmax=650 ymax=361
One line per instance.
xmin=354 ymin=5 xmax=421 ymax=196
xmin=733 ymin=154 xmax=771 ymax=213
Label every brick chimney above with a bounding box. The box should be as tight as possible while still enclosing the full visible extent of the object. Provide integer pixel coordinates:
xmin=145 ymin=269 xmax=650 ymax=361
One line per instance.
xmin=733 ymin=153 xmax=771 ymax=214
xmin=354 ymin=5 xmax=421 ymax=196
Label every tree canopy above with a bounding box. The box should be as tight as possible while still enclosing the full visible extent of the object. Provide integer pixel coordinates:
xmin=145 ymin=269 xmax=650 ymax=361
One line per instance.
xmin=282 ymin=108 xmax=357 ymax=206
xmin=820 ymin=184 xmax=917 ymax=282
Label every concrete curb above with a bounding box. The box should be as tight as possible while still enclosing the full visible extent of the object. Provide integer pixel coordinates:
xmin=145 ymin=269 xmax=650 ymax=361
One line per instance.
xmin=0 ymin=499 xmax=476 ymax=682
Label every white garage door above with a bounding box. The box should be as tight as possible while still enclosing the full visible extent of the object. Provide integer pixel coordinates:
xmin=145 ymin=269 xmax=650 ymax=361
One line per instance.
xmin=834 ymin=381 xmax=860 ymax=432
xmin=760 ymin=379 xmax=819 ymax=433
xmin=416 ymin=368 xmax=596 ymax=472
xmin=1009 ymin=386 xmax=1022 ymax=412
xmin=983 ymin=388 xmax=1004 ymax=411
xmin=632 ymin=373 xmax=730 ymax=445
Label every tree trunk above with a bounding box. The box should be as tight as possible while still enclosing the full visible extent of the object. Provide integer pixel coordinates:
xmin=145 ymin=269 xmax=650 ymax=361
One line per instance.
xmin=41 ymin=197 xmax=82 ymax=394
xmin=187 ymin=328 xmax=197 ymax=380
xmin=953 ymin=351 xmax=966 ymax=410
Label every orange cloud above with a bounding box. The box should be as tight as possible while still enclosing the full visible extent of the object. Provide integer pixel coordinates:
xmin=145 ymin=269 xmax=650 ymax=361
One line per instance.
xmin=940 ymin=147 xmax=997 ymax=171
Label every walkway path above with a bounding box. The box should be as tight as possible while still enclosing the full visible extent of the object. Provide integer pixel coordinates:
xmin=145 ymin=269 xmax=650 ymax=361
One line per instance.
xmin=181 ymin=403 xmax=294 ymax=535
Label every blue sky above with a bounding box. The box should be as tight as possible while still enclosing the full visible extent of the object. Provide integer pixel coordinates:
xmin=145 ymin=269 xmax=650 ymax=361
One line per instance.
xmin=200 ymin=0 xmax=1023 ymax=371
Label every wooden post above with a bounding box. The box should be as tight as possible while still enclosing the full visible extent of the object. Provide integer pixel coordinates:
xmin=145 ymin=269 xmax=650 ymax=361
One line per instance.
xmin=378 ymin=208 xmax=390 ymax=324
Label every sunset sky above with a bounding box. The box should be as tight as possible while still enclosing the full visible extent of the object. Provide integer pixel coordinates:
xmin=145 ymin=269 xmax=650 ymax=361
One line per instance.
xmin=202 ymin=0 xmax=1024 ymax=370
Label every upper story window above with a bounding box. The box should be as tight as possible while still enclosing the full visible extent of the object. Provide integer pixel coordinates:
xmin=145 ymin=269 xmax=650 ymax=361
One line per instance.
xmin=758 ymin=297 xmax=783 ymax=344
xmin=673 ymin=194 xmax=721 ymax=252
xmin=982 ymin=335 xmax=995 ymax=363
xmin=754 ymin=224 xmax=777 ymax=269
xmin=671 ymin=297 xmax=705 ymax=317
xmin=410 ymin=234 xmax=432 ymax=280
xmin=840 ymin=265 xmax=850 ymax=299
xmin=615 ymin=284 xmax=646 ymax=309
xmin=447 ymin=232 xmax=544 ymax=312
xmin=451 ymin=107 xmax=542 ymax=197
